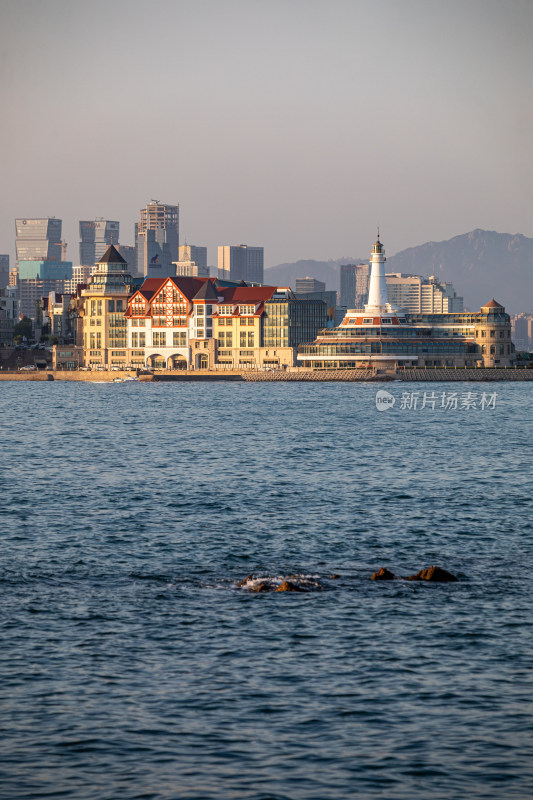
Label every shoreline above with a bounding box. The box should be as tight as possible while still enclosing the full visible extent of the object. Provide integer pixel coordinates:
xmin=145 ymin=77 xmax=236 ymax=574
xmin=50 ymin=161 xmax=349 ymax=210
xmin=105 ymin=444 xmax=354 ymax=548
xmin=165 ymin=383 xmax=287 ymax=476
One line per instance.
xmin=1 ymin=367 xmax=533 ymax=382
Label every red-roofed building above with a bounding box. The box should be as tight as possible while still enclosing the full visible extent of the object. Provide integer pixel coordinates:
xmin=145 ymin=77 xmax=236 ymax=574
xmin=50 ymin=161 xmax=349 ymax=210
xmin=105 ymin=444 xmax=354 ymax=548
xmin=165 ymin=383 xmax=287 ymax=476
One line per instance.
xmin=125 ymin=277 xmax=327 ymax=369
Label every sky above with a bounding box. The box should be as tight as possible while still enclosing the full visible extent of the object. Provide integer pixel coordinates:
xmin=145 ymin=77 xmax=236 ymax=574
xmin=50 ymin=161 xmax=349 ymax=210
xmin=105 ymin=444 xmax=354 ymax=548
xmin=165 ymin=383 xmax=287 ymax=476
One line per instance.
xmin=1 ymin=0 xmax=532 ymax=268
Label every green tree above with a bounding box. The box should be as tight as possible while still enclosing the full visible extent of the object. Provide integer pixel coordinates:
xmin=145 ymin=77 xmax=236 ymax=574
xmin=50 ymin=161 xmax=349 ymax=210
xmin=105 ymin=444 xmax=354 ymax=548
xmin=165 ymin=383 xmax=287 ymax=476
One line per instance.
xmin=49 ymin=336 xmax=59 ymax=345
xmin=13 ymin=316 xmax=33 ymax=340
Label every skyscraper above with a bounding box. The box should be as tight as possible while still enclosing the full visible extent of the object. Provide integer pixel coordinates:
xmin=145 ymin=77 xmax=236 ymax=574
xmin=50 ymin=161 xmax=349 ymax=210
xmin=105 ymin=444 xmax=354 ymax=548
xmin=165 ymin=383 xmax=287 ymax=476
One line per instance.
xmin=295 ymin=277 xmax=326 ymax=294
xmin=339 ymin=264 xmax=358 ymax=307
xmin=178 ymin=245 xmax=207 ymax=272
xmin=217 ymin=245 xmax=264 ymax=283
xmin=79 ymin=220 xmax=120 ymax=265
xmin=0 ymin=255 xmax=9 ymax=290
xmin=173 ymin=245 xmax=209 ymax=277
xmin=136 ymin=201 xmax=179 ymax=278
xmin=16 ymin=218 xmax=63 ymax=265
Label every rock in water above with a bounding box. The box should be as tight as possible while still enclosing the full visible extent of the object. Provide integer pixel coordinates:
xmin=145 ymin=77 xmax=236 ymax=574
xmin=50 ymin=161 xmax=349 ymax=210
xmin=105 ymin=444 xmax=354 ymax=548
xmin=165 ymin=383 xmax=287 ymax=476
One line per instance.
xmin=406 ymin=566 xmax=458 ymax=582
xmin=250 ymin=581 xmax=271 ymax=592
xmin=276 ymin=580 xmax=305 ymax=592
xmin=371 ymin=567 xmax=395 ymax=581
xmin=236 ymin=575 xmax=253 ymax=587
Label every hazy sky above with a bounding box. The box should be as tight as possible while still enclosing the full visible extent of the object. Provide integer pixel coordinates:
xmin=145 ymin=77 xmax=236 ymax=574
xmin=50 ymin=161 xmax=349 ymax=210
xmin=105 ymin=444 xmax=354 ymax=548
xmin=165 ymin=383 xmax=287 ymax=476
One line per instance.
xmin=1 ymin=0 xmax=532 ymax=267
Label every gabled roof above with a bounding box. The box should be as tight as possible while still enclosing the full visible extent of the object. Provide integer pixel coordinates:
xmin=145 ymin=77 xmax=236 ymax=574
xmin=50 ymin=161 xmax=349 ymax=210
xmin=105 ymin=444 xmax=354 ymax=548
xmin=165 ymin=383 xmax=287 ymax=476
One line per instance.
xmin=98 ymin=245 xmax=126 ymax=264
xmin=481 ymin=298 xmax=504 ymax=309
xmin=137 ymin=278 xmax=167 ymax=295
xmin=192 ymin=279 xmax=219 ymax=302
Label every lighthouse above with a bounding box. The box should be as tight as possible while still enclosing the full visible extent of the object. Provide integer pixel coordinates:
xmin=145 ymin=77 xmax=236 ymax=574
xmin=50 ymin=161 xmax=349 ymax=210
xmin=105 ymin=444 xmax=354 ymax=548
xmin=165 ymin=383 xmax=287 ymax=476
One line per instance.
xmin=364 ymin=232 xmax=397 ymax=314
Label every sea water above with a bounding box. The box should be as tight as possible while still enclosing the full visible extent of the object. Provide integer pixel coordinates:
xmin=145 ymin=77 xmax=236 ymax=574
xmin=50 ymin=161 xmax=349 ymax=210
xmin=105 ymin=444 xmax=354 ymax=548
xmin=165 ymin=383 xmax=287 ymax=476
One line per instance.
xmin=0 ymin=381 xmax=532 ymax=799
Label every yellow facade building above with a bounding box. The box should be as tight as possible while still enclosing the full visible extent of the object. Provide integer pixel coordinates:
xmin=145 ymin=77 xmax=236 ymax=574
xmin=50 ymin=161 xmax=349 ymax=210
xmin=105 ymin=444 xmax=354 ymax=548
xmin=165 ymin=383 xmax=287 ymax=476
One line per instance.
xmin=81 ymin=246 xmax=135 ymax=368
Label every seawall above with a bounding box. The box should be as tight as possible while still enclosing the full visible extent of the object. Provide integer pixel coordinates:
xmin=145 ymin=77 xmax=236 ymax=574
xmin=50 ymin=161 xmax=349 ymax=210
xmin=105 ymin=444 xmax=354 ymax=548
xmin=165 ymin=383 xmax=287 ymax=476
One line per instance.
xmin=1 ymin=368 xmax=532 ymax=383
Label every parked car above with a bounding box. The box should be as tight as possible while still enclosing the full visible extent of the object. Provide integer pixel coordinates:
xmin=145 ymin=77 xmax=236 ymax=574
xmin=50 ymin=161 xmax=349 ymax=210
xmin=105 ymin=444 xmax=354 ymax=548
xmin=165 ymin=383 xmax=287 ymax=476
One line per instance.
xmin=20 ymin=365 xmax=37 ymax=371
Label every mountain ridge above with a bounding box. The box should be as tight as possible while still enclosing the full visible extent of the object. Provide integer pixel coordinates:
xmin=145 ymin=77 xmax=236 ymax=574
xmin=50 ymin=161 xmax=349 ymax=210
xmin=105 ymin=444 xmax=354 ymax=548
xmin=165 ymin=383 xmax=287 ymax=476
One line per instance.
xmin=264 ymin=229 xmax=533 ymax=313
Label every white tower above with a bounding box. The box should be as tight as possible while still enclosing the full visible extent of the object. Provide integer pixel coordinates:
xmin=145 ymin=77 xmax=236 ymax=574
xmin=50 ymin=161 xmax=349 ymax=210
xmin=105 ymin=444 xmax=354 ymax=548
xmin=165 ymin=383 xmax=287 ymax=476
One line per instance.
xmin=365 ymin=232 xmax=396 ymax=314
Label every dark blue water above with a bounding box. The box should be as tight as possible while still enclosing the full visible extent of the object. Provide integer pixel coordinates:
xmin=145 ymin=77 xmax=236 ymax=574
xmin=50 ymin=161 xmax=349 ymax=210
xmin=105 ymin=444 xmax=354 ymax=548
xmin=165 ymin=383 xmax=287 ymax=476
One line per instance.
xmin=1 ymin=381 xmax=532 ymax=800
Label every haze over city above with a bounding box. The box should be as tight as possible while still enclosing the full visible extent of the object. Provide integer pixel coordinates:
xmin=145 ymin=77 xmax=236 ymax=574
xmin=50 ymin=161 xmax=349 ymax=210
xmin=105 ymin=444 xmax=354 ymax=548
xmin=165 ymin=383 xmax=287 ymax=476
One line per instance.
xmin=1 ymin=0 xmax=532 ymax=266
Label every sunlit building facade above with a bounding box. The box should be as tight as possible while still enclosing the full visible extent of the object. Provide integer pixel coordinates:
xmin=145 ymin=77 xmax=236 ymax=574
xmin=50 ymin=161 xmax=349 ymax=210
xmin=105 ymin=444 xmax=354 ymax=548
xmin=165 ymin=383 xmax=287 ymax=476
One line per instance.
xmin=81 ymin=245 xmax=135 ymax=368
xmin=297 ymin=236 xmax=515 ymax=370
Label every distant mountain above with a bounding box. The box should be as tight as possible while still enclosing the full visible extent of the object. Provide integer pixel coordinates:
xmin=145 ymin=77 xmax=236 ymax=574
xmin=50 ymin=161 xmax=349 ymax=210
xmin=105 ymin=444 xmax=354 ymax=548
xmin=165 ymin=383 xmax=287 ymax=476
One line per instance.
xmin=264 ymin=257 xmax=362 ymax=293
xmin=265 ymin=231 xmax=533 ymax=313
xmin=386 ymin=229 xmax=533 ymax=313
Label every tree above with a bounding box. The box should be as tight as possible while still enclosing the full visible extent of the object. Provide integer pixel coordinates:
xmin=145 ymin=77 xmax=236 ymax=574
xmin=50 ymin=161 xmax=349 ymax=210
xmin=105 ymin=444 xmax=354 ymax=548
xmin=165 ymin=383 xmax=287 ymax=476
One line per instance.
xmin=13 ymin=316 xmax=33 ymax=340
xmin=49 ymin=336 xmax=59 ymax=345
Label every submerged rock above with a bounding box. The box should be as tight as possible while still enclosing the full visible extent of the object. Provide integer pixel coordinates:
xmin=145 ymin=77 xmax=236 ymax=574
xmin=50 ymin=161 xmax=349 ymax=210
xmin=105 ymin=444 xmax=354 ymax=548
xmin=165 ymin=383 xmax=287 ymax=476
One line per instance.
xmin=371 ymin=567 xmax=395 ymax=581
xmin=406 ymin=566 xmax=458 ymax=582
xmin=276 ymin=580 xmax=305 ymax=592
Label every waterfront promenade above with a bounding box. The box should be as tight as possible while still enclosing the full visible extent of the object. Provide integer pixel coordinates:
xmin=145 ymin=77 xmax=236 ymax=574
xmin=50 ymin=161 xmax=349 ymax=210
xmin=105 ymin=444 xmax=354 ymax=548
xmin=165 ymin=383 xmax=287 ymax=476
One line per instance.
xmin=1 ymin=367 xmax=533 ymax=382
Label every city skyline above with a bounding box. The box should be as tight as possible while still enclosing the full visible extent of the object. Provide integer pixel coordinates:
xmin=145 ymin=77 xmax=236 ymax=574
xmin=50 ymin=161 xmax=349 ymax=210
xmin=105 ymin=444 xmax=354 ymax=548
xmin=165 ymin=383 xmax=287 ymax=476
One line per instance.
xmin=1 ymin=0 xmax=532 ymax=267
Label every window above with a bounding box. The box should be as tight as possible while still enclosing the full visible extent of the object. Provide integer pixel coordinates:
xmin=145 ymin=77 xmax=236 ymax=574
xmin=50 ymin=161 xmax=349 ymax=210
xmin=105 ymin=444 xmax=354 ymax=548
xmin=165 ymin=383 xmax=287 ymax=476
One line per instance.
xmin=108 ymin=300 xmax=115 ymax=312
xmin=363 ymin=318 xmax=373 ymax=324
xmin=247 ymin=332 xmax=254 ymax=347
xmin=239 ymin=305 xmax=255 ymax=315
xmin=153 ymin=331 xmax=166 ymax=347
xmin=219 ymin=332 xmax=225 ymax=346
xmin=97 ymin=300 xmax=102 ymax=316
xmin=226 ymin=333 xmax=232 ymax=347
xmin=240 ymin=332 xmax=247 ymax=347
xmin=481 ymin=330 xmax=486 ymax=337
xmin=248 ymin=318 xmax=254 ymax=326
xmin=139 ymin=333 xmax=145 ymax=347
xmin=240 ymin=318 xmax=247 ymax=326
xmin=173 ymin=331 xmax=186 ymax=347
xmin=219 ymin=305 xmax=233 ymax=315
xmin=96 ymin=332 xmax=101 ymax=349
xmin=490 ymin=330 xmax=495 ymax=337
xmin=116 ymin=300 xmax=123 ymax=312
xmin=132 ymin=332 xmax=138 ymax=347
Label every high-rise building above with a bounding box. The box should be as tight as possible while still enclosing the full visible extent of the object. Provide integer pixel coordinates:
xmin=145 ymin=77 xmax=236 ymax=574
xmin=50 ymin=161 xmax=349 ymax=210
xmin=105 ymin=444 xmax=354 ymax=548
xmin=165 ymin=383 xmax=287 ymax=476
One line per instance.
xmin=179 ymin=245 xmax=207 ymax=271
xmin=295 ymin=277 xmax=326 ymax=294
xmin=174 ymin=245 xmax=209 ymax=277
xmin=79 ymin=220 xmax=120 ymax=265
xmin=0 ymin=288 xmax=17 ymax=346
xmin=0 ymin=255 xmax=9 ymax=290
xmin=16 ymin=258 xmax=73 ymax=319
xmin=355 ymin=264 xmax=370 ymax=307
xmin=63 ymin=265 xmax=97 ymax=295
xmin=217 ymin=245 xmax=264 ymax=283
xmin=340 ymin=264 xmax=358 ymax=307
xmin=512 ymin=313 xmax=533 ymax=351
xmin=385 ymin=274 xmax=463 ymax=313
xmin=16 ymin=218 xmax=63 ymax=265
xmin=117 ymin=245 xmax=137 ymax=276
xmin=136 ymin=201 xmax=179 ymax=278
